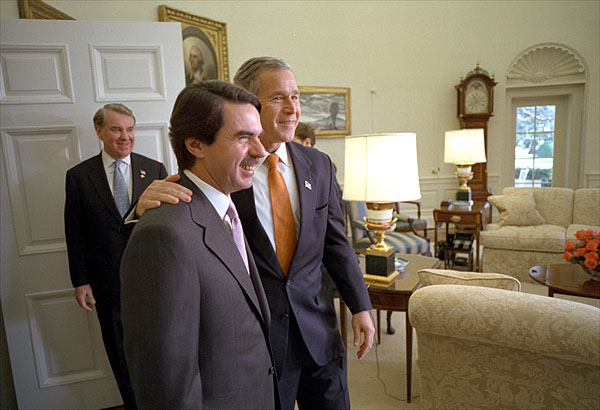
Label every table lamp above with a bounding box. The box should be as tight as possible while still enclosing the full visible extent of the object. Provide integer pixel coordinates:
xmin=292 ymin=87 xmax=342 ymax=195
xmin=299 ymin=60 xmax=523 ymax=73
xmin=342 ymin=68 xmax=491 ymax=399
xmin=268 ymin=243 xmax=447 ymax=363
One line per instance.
xmin=343 ymin=133 xmax=421 ymax=279
xmin=444 ymin=129 xmax=486 ymax=209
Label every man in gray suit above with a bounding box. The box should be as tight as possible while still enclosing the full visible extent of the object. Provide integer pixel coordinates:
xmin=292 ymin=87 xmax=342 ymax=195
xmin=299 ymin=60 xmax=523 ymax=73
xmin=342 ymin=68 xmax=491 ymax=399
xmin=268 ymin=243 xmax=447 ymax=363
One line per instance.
xmin=120 ymin=81 xmax=276 ymax=409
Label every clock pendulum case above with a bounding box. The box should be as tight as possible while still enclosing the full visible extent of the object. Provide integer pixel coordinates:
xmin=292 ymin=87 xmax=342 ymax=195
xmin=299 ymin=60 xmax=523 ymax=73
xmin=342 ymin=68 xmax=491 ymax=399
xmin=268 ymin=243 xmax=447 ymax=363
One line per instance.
xmin=455 ymin=64 xmax=497 ymax=203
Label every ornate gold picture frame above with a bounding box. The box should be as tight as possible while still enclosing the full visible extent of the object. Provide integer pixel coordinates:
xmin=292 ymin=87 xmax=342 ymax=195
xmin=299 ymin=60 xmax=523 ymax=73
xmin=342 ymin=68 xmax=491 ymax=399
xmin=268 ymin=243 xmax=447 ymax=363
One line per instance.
xmin=159 ymin=5 xmax=229 ymax=83
xmin=299 ymin=86 xmax=351 ymax=138
xmin=18 ymin=0 xmax=74 ymax=20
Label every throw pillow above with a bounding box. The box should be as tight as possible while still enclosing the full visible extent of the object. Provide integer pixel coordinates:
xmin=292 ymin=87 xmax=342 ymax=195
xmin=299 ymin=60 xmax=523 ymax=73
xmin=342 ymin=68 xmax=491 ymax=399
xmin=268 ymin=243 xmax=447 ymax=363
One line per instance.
xmin=418 ymin=269 xmax=521 ymax=291
xmin=488 ymin=190 xmax=545 ymax=226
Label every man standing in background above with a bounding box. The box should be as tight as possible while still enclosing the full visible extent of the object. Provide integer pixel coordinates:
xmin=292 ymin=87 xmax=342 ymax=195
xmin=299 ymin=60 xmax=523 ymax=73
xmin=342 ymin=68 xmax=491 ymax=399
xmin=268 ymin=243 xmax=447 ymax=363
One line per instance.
xmin=64 ymin=103 xmax=167 ymax=409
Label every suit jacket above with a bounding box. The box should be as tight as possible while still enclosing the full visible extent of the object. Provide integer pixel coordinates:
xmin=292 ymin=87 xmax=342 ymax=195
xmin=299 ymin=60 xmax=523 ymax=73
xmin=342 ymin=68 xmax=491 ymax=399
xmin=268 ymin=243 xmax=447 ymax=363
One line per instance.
xmin=120 ymin=173 xmax=276 ymax=409
xmin=64 ymin=152 xmax=167 ymax=306
xmin=232 ymin=142 xmax=372 ymax=375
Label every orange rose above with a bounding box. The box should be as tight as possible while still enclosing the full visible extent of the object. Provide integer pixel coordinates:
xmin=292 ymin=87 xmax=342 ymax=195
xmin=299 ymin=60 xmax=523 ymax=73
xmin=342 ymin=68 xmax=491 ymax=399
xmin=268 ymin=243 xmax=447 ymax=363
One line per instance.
xmin=565 ymin=241 xmax=576 ymax=251
xmin=576 ymin=247 xmax=588 ymax=257
xmin=586 ymin=252 xmax=599 ymax=261
xmin=585 ymin=239 xmax=599 ymax=252
xmin=575 ymin=230 xmax=586 ymax=240
xmin=584 ymin=255 xmax=599 ymax=270
xmin=562 ymin=251 xmax=573 ymax=261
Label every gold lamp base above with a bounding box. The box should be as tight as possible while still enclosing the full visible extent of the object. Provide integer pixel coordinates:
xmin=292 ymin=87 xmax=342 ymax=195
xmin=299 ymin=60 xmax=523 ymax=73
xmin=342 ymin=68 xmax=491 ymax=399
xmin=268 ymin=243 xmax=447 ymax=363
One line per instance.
xmin=364 ymin=202 xmax=397 ymax=278
xmin=364 ymin=271 xmax=400 ymax=287
xmin=454 ymin=163 xmax=475 ymax=208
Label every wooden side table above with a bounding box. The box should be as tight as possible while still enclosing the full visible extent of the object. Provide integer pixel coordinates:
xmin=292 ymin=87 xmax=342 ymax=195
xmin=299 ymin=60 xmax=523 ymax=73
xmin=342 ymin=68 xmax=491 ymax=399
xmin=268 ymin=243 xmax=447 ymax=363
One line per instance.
xmin=433 ymin=201 xmax=490 ymax=271
xmin=529 ymin=264 xmax=600 ymax=299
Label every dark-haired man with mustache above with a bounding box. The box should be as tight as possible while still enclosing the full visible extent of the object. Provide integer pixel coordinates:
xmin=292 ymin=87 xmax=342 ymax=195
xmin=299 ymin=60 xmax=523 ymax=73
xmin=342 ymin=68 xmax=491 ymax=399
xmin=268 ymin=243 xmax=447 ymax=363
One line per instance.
xmin=120 ymin=81 xmax=277 ymax=409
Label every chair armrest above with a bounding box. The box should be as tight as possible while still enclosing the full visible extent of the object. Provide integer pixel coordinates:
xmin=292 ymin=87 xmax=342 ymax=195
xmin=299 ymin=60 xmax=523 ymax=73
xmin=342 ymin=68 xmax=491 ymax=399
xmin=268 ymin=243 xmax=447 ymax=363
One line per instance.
xmin=397 ymin=200 xmax=422 ymax=219
xmin=350 ymin=219 xmax=365 ymax=231
xmin=392 ymin=214 xmax=427 ymax=240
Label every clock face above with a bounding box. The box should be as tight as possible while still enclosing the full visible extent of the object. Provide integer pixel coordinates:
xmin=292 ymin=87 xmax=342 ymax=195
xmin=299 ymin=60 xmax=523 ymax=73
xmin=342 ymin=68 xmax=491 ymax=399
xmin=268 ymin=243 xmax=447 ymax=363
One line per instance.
xmin=464 ymin=80 xmax=489 ymax=114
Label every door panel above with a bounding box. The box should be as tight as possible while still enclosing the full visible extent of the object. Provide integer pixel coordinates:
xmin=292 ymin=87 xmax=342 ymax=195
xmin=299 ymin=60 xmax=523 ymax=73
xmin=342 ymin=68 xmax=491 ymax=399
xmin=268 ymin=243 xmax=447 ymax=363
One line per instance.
xmin=1 ymin=19 xmax=184 ymax=408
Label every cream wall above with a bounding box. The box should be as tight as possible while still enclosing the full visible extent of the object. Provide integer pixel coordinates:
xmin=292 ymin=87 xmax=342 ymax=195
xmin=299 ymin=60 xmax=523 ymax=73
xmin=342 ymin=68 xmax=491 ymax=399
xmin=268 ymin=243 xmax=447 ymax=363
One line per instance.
xmin=0 ymin=1 xmax=598 ymax=405
xmin=1 ymin=0 xmax=599 ymax=193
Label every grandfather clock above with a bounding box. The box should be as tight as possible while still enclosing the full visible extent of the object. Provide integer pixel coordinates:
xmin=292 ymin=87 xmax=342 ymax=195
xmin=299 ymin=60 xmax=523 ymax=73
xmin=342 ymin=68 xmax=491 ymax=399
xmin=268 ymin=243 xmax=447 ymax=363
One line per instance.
xmin=455 ymin=64 xmax=497 ymax=202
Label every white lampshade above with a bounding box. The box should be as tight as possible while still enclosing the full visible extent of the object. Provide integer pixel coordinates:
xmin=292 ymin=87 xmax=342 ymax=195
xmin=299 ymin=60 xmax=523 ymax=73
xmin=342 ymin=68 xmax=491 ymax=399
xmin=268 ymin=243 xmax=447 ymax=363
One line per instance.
xmin=444 ymin=129 xmax=487 ymax=164
xmin=343 ymin=133 xmax=421 ymax=203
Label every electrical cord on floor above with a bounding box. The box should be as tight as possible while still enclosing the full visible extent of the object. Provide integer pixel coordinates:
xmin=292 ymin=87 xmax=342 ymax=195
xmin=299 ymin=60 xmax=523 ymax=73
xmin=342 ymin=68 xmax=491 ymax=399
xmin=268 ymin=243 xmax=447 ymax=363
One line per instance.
xmin=370 ymin=310 xmax=420 ymax=403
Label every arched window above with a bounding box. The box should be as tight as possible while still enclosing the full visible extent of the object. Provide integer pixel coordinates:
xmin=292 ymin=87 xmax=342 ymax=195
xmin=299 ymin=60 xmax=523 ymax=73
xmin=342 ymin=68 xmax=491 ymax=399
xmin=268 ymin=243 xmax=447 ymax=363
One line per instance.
xmin=505 ymin=43 xmax=586 ymax=189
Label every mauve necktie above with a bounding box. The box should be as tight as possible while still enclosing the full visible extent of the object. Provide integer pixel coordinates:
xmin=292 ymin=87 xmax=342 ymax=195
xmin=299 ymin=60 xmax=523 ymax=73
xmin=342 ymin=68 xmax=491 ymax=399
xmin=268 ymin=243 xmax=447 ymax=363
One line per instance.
xmin=267 ymin=154 xmax=297 ymax=275
xmin=113 ymin=159 xmax=130 ymax=217
xmin=226 ymin=201 xmax=249 ymax=274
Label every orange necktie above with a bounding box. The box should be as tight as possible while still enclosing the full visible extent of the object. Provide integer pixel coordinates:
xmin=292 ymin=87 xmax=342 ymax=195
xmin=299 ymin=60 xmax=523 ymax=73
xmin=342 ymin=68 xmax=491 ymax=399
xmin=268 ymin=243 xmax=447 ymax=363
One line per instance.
xmin=267 ymin=154 xmax=297 ymax=275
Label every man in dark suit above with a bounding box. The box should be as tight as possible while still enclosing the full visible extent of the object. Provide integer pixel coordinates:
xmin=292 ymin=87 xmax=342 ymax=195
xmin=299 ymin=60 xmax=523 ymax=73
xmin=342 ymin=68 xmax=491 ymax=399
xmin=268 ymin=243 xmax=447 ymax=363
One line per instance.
xmin=232 ymin=57 xmax=374 ymax=409
xmin=120 ymin=81 xmax=277 ymax=409
xmin=64 ymin=103 xmax=167 ymax=409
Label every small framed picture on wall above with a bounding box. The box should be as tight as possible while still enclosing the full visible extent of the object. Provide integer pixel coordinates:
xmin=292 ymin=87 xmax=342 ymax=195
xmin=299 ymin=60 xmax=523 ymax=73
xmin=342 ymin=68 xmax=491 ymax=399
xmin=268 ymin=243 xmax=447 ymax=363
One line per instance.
xmin=298 ymin=86 xmax=351 ymax=138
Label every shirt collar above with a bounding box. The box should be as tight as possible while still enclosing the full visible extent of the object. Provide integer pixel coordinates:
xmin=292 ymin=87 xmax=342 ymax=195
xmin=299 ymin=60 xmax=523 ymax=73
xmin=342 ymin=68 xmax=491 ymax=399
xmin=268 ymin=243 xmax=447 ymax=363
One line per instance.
xmin=257 ymin=142 xmax=290 ymax=169
xmin=183 ymin=169 xmax=230 ymax=219
xmin=101 ymin=150 xmax=131 ymax=167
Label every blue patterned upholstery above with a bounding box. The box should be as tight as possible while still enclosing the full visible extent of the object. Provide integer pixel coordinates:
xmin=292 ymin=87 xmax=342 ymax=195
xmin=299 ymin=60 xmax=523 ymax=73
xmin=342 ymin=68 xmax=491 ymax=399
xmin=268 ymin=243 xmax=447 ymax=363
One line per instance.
xmin=345 ymin=201 xmax=430 ymax=255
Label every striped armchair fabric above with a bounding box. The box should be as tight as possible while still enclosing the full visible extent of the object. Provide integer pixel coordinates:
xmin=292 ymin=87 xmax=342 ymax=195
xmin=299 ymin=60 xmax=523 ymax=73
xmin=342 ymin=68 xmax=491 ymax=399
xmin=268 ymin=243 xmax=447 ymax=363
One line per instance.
xmin=345 ymin=201 xmax=430 ymax=255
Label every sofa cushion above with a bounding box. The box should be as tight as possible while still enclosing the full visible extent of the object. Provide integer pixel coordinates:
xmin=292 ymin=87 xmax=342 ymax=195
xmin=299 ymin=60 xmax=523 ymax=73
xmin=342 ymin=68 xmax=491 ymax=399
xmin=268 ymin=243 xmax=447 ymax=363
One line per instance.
xmin=479 ymin=224 xmax=566 ymax=251
xmin=573 ymin=188 xmax=600 ymax=226
xmin=418 ymin=269 xmax=521 ymax=291
xmin=489 ymin=190 xmax=545 ymax=226
xmin=503 ymin=187 xmax=573 ymax=228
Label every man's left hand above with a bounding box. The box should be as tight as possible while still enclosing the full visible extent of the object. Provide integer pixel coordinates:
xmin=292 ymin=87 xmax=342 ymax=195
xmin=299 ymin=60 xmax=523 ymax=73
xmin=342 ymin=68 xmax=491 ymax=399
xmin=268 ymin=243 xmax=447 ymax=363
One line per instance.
xmin=351 ymin=310 xmax=374 ymax=359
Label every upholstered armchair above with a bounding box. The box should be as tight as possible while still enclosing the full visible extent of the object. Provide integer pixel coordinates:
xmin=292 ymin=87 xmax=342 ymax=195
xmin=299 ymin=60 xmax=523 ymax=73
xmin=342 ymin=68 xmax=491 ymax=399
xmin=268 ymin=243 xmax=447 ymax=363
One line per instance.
xmin=409 ymin=283 xmax=600 ymax=409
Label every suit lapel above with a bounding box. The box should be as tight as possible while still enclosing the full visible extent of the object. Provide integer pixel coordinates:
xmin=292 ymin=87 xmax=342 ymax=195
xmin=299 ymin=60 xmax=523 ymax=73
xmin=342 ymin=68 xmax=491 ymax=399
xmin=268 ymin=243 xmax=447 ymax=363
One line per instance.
xmin=287 ymin=143 xmax=317 ymax=275
xmin=182 ymin=174 xmax=266 ymax=323
xmin=87 ymin=153 xmax=122 ymax=223
xmin=131 ymin=153 xmax=144 ymax=202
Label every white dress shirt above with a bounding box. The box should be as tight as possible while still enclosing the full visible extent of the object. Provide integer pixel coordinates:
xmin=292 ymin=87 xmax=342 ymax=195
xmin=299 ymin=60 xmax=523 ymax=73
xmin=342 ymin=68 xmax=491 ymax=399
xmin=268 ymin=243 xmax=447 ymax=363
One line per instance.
xmin=252 ymin=143 xmax=301 ymax=251
xmin=183 ymin=169 xmax=231 ymax=222
xmin=102 ymin=150 xmax=132 ymax=201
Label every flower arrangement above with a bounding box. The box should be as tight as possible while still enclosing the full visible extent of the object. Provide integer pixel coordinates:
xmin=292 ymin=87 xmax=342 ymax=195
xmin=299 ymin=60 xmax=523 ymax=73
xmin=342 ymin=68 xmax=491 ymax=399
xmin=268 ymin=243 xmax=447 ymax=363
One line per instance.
xmin=563 ymin=229 xmax=600 ymax=279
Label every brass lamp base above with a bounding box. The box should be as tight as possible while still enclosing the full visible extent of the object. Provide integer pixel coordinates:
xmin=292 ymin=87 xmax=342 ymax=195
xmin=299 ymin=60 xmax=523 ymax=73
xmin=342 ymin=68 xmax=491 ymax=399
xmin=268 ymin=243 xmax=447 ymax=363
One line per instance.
xmin=364 ymin=271 xmax=400 ymax=287
xmin=363 ymin=202 xmax=398 ymax=277
xmin=454 ymin=163 xmax=475 ymax=208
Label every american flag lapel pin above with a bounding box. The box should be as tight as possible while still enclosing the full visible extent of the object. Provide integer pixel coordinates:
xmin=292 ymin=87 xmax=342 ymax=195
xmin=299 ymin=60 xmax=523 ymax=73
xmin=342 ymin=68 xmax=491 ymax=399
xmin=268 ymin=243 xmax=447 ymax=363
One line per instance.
xmin=140 ymin=170 xmax=146 ymax=179
xmin=305 ymin=180 xmax=312 ymax=190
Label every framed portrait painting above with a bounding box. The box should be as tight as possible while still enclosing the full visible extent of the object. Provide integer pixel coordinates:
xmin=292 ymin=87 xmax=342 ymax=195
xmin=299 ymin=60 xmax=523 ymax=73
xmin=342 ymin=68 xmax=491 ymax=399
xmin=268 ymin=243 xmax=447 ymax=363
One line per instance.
xmin=298 ymin=86 xmax=350 ymax=138
xmin=159 ymin=5 xmax=229 ymax=83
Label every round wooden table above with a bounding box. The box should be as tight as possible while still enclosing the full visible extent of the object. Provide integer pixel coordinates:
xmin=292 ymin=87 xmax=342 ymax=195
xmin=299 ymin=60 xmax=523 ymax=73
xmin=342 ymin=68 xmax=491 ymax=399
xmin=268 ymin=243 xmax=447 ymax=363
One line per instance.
xmin=529 ymin=264 xmax=600 ymax=299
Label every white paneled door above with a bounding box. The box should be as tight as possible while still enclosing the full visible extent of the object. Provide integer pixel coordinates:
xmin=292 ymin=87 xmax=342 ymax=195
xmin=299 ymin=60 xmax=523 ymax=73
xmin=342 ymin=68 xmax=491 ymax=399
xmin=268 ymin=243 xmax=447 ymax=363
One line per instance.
xmin=1 ymin=19 xmax=184 ymax=408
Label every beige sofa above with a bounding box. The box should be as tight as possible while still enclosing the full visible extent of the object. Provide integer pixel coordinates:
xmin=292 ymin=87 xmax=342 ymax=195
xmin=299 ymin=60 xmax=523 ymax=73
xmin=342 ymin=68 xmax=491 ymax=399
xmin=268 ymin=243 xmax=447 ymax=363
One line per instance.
xmin=410 ymin=283 xmax=600 ymax=409
xmin=480 ymin=187 xmax=600 ymax=283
